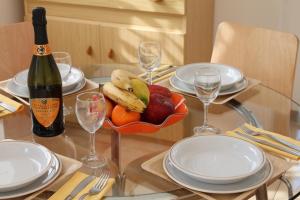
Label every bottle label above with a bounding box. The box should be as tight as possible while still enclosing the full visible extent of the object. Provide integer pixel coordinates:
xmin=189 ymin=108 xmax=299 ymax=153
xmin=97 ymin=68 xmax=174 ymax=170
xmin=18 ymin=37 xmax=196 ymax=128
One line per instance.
xmin=33 ymin=44 xmax=51 ymax=56
xmin=30 ymin=98 xmax=60 ymax=128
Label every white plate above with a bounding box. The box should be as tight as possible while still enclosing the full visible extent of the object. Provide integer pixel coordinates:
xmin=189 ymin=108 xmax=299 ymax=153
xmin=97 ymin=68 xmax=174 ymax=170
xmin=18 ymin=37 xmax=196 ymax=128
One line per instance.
xmin=175 ymin=63 xmax=243 ymax=90
xmin=169 ymin=75 xmax=248 ymax=96
xmin=0 ymin=141 xmax=52 ymax=192
xmin=13 ymin=67 xmax=84 ymax=93
xmin=169 ymin=135 xmax=266 ymax=184
xmin=6 ymin=77 xmax=86 ymax=99
xmin=164 ymin=154 xmax=272 ymax=194
xmin=0 ymin=153 xmax=62 ymax=199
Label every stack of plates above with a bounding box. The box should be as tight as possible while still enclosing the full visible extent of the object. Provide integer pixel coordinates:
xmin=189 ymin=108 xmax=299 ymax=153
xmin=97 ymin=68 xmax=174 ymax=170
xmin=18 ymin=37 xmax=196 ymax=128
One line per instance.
xmin=164 ymin=135 xmax=273 ymax=194
xmin=7 ymin=66 xmax=86 ymax=98
xmin=0 ymin=141 xmax=62 ymax=199
xmin=169 ymin=63 xmax=248 ymax=96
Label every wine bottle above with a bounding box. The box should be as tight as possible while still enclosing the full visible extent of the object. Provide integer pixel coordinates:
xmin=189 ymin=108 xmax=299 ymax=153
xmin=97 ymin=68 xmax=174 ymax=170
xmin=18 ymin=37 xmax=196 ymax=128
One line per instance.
xmin=28 ymin=7 xmax=64 ymax=137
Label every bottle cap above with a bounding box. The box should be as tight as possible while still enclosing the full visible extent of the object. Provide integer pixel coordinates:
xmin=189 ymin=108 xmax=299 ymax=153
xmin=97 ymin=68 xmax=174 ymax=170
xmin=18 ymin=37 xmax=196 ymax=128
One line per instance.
xmin=32 ymin=7 xmax=47 ymax=26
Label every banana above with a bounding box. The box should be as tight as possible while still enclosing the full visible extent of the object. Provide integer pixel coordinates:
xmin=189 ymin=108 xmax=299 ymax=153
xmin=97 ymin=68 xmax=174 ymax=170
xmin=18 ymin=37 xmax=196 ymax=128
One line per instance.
xmin=103 ymin=82 xmax=146 ymax=113
xmin=130 ymin=78 xmax=150 ymax=105
xmin=111 ymin=69 xmax=139 ymax=91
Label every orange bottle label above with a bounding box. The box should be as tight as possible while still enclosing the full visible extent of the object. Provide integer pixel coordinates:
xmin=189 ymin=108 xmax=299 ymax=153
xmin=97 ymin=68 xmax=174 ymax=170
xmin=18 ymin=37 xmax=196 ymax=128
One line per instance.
xmin=30 ymin=98 xmax=60 ymax=127
xmin=33 ymin=44 xmax=51 ymax=56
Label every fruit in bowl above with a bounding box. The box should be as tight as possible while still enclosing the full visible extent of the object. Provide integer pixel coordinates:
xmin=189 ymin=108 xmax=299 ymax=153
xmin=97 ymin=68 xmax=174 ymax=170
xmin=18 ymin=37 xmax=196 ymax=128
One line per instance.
xmin=142 ymin=93 xmax=175 ymax=124
xmin=102 ymin=69 xmax=187 ymax=134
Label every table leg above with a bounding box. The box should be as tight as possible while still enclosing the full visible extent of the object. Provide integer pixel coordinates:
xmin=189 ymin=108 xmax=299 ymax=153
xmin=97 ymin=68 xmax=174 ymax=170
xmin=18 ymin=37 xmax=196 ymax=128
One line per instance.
xmin=111 ymin=130 xmax=121 ymax=169
xmin=255 ymin=184 xmax=268 ymax=200
xmin=111 ymin=130 xmax=126 ymax=196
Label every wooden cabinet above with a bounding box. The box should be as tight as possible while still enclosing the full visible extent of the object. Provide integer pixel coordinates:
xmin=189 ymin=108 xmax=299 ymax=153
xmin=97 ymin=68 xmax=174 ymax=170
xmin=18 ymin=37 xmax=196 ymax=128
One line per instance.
xmin=46 ymin=19 xmax=101 ymax=69
xmin=24 ymin=0 xmax=214 ymax=69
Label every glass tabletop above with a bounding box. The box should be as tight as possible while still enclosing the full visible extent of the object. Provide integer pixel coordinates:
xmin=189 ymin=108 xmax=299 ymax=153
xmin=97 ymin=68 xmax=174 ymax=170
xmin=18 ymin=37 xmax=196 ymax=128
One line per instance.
xmin=1 ymin=64 xmax=300 ymax=199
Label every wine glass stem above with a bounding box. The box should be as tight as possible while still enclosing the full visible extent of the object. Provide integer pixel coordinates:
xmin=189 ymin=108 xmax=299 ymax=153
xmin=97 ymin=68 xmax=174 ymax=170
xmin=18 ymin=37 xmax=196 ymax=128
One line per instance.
xmin=148 ymin=70 xmax=153 ymax=85
xmin=203 ymin=103 xmax=209 ymax=127
xmin=89 ymin=132 xmax=96 ymax=158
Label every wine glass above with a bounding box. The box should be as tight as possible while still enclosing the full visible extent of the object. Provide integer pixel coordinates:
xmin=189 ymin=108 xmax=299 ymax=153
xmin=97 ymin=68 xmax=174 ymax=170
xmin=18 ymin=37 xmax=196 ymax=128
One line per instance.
xmin=138 ymin=41 xmax=161 ymax=85
xmin=53 ymin=51 xmax=72 ymax=81
xmin=193 ymin=67 xmax=221 ymax=135
xmin=75 ymin=92 xmax=106 ymax=168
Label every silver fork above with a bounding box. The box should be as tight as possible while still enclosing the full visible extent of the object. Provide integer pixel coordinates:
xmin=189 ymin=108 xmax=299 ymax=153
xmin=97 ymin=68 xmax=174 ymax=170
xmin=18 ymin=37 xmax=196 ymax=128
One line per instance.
xmin=78 ymin=170 xmax=110 ymax=200
xmin=240 ymin=125 xmax=300 ymax=152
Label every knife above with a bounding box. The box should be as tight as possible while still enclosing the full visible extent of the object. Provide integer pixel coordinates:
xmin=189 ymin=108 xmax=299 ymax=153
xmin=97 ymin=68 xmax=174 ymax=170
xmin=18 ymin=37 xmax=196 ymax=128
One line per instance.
xmin=64 ymin=175 xmax=95 ymax=200
xmin=235 ymin=131 xmax=300 ymax=157
xmin=0 ymin=101 xmax=17 ymax=112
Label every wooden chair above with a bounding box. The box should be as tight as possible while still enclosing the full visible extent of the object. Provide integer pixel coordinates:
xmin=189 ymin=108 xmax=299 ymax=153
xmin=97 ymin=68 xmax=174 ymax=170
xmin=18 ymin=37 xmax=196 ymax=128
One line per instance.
xmin=0 ymin=22 xmax=33 ymax=81
xmin=211 ymin=21 xmax=299 ymax=98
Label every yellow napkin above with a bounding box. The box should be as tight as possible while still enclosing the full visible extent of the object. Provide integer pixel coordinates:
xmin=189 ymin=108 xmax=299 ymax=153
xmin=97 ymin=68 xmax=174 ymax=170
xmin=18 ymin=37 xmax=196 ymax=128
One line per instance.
xmin=49 ymin=171 xmax=115 ymax=200
xmin=226 ymin=123 xmax=300 ymax=160
xmin=0 ymin=94 xmax=23 ymax=117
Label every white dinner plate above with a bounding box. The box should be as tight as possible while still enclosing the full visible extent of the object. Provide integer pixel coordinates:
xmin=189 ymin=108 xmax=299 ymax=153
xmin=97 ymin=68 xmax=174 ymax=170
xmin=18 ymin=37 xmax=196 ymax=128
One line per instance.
xmin=175 ymin=63 xmax=243 ymax=90
xmin=169 ymin=135 xmax=266 ymax=184
xmin=169 ymin=75 xmax=248 ymax=96
xmin=0 ymin=141 xmax=53 ymax=192
xmin=6 ymin=77 xmax=86 ymax=99
xmin=13 ymin=67 xmax=84 ymax=93
xmin=0 ymin=153 xmax=62 ymax=199
xmin=163 ymin=154 xmax=272 ymax=194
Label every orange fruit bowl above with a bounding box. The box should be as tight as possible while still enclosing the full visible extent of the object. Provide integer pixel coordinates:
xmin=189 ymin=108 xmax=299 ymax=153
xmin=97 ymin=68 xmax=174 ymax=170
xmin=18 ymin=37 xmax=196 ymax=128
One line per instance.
xmin=103 ymin=92 xmax=188 ymax=134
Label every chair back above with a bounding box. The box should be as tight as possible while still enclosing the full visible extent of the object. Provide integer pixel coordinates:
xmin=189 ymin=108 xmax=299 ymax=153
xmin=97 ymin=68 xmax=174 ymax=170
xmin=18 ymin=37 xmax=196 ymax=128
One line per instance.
xmin=211 ymin=21 xmax=299 ymax=98
xmin=0 ymin=22 xmax=33 ymax=81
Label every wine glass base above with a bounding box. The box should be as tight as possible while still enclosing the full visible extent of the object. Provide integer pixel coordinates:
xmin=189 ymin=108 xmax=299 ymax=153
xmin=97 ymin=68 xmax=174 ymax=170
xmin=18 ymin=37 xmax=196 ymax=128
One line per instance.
xmin=193 ymin=125 xmax=220 ymax=135
xmin=81 ymin=155 xmax=107 ymax=169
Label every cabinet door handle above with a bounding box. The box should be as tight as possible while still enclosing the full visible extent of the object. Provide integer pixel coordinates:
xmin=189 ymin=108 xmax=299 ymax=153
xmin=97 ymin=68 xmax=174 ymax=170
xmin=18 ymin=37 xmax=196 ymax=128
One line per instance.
xmin=108 ymin=49 xmax=114 ymax=59
xmin=86 ymin=46 xmax=93 ymax=56
xmin=151 ymin=0 xmax=163 ymax=2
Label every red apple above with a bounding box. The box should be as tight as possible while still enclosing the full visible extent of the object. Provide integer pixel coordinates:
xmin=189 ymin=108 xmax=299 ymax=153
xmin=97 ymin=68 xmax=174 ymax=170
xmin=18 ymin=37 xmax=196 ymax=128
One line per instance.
xmin=142 ymin=93 xmax=175 ymax=124
xmin=148 ymin=85 xmax=172 ymax=98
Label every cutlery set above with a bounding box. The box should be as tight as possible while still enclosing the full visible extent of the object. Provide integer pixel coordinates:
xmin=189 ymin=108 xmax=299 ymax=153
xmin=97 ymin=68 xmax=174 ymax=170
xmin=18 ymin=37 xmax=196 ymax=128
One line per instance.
xmin=64 ymin=170 xmax=110 ymax=200
xmin=78 ymin=171 xmax=110 ymax=200
xmin=240 ymin=125 xmax=300 ymax=152
xmin=0 ymin=101 xmax=17 ymax=112
xmin=234 ymin=125 xmax=300 ymax=156
xmin=64 ymin=175 xmax=95 ymax=200
xmin=138 ymin=65 xmax=178 ymax=83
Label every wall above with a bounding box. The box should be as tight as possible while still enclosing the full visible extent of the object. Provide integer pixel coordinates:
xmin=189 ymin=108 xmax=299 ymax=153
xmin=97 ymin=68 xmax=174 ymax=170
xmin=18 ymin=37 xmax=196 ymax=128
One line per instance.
xmin=0 ymin=0 xmax=24 ymax=25
xmin=214 ymin=0 xmax=300 ymax=103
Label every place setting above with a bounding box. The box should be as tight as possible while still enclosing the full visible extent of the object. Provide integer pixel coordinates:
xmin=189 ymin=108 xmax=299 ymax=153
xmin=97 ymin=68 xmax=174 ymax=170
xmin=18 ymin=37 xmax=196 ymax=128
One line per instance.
xmin=0 ymin=140 xmax=62 ymax=199
xmin=140 ymin=68 xmax=296 ymax=198
xmin=168 ymin=63 xmax=260 ymax=104
xmin=0 ymin=52 xmax=92 ymax=104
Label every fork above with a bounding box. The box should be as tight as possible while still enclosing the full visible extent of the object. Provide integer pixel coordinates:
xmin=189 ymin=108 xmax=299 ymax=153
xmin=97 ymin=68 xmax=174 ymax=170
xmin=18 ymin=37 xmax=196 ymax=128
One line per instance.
xmin=78 ymin=170 xmax=110 ymax=200
xmin=240 ymin=125 xmax=300 ymax=152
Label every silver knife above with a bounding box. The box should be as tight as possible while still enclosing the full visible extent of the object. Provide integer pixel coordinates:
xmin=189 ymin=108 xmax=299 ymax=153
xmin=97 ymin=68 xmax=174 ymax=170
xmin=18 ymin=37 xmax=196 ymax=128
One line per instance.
xmin=235 ymin=131 xmax=300 ymax=157
xmin=0 ymin=101 xmax=17 ymax=112
xmin=64 ymin=175 xmax=95 ymax=200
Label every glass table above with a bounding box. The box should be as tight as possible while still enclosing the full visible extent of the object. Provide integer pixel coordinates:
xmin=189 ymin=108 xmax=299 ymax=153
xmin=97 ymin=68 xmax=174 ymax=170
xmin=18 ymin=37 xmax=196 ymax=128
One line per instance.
xmin=1 ymin=64 xmax=300 ymax=200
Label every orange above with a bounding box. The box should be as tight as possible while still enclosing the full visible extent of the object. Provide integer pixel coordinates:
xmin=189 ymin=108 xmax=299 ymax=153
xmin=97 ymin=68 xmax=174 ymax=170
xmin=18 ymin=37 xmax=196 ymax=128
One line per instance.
xmin=104 ymin=97 xmax=114 ymax=118
xmin=111 ymin=105 xmax=141 ymax=126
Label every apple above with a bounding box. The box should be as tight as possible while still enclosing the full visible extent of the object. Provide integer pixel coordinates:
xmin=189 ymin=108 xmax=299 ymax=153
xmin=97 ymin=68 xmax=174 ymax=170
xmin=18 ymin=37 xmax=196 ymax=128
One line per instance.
xmin=148 ymin=85 xmax=172 ymax=98
xmin=142 ymin=93 xmax=175 ymax=124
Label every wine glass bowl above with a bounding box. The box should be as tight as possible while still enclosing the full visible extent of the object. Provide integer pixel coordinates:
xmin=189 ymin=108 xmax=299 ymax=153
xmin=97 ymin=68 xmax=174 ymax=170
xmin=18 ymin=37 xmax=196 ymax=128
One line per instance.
xmin=138 ymin=41 xmax=161 ymax=84
xmin=193 ymin=67 xmax=221 ymax=135
xmin=75 ymin=92 xmax=106 ymax=168
xmin=52 ymin=51 xmax=72 ymax=81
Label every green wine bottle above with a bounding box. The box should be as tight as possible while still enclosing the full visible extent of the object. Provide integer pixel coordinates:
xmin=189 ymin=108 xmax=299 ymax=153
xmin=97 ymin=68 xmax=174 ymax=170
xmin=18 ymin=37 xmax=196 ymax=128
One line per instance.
xmin=28 ymin=7 xmax=64 ymax=137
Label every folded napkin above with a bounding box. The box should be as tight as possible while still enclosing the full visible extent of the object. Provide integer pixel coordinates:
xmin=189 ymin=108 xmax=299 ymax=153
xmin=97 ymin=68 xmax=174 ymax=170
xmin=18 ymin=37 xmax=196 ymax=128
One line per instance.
xmin=0 ymin=93 xmax=23 ymax=117
xmin=49 ymin=171 xmax=114 ymax=200
xmin=227 ymin=123 xmax=300 ymax=160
